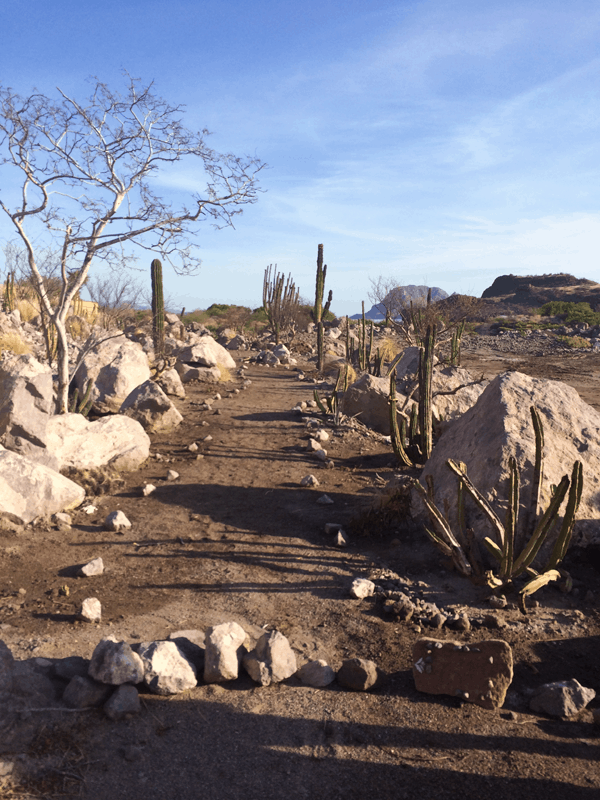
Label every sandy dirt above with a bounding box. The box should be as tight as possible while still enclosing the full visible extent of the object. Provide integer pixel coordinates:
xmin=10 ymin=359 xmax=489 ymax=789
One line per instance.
xmin=0 ymin=338 xmax=599 ymax=800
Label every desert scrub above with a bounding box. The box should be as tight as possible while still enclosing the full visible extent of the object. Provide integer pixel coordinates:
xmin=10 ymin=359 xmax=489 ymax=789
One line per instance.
xmin=16 ymin=298 xmax=39 ymax=322
xmin=218 ymin=366 xmax=232 ymax=383
xmin=557 ymin=335 xmax=591 ymax=349
xmin=61 ymin=466 xmax=124 ymax=495
xmin=378 ymin=336 xmax=401 ymax=363
xmin=0 ymin=332 xmax=31 ymax=355
xmin=539 ymin=300 xmax=600 ymax=326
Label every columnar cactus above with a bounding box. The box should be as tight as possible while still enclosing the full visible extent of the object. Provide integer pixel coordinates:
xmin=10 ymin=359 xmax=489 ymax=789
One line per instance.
xmin=151 ymin=258 xmax=165 ymax=359
xmin=312 ymin=244 xmax=332 ymax=373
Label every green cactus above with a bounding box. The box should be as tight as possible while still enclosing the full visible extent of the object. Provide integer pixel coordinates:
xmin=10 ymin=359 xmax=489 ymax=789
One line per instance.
xmin=312 ymin=244 xmax=332 ymax=373
xmin=389 ymin=370 xmax=413 ymax=467
xmin=416 ymin=405 xmax=584 ymax=600
xmin=151 ymin=258 xmax=165 ymax=359
xmin=418 ymin=324 xmax=435 ymax=461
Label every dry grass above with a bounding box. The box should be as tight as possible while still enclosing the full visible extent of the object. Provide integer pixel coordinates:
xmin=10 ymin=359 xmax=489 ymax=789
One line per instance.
xmin=61 ymin=466 xmax=125 ymax=496
xmin=16 ymin=298 xmax=39 ymax=322
xmin=557 ymin=335 xmax=592 ymax=349
xmin=218 ymin=366 xmax=233 ymax=383
xmin=377 ymin=335 xmax=402 ymax=363
xmin=0 ymin=333 xmax=32 ymax=355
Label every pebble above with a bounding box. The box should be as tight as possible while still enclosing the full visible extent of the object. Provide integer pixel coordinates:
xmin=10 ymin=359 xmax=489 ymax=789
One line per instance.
xmin=166 ymin=470 xmax=180 ymax=481
xmin=335 ymin=530 xmax=349 ymax=547
xmin=188 ymin=443 xmax=199 ymax=453
xmin=79 ymin=597 xmax=102 ymax=623
xmin=79 ymin=557 xmax=104 ymax=577
xmin=142 ymin=484 xmax=156 ymax=496
xmin=316 ymin=494 xmax=334 ymax=505
xmin=104 ymin=510 xmax=132 ymax=533
xmin=300 ymin=474 xmax=320 ymax=487
xmin=203 ymin=435 xmax=213 ymax=442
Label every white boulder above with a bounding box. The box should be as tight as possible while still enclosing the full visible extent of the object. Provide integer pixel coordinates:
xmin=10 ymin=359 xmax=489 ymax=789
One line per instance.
xmin=137 ymin=640 xmax=197 ymax=695
xmin=177 ymin=336 xmax=236 ymax=370
xmin=204 ymin=622 xmax=247 ymax=683
xmin=120 ymin=381 xmax=183 ymax=433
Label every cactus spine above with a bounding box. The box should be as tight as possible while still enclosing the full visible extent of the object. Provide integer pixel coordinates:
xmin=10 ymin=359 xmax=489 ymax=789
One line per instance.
xmin=151 ymin=258 xmax=165 ymax=359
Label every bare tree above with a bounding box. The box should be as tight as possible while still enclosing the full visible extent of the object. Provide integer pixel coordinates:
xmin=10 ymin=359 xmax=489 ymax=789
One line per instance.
xmin=0 ymin=73 xmax=265 ymax=412
xmin=367 ymin=275 xmax=406 ymax=326
xmin=86 ymin=271 xmax=143 ymax=328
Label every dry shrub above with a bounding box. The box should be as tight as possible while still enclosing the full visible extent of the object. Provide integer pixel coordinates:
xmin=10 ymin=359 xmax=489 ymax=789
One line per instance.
xmin=61 ymin=466 xmax=124 ymax=495
xmin=378 ymin=335 xmax=401 ymax=363
xmin=348 ymin=483 xmax=412 ymax=538
xmin=218 ymin=366 xmax=232 ymax=383
xmin=558 ymin=335 xmax=591 ymax=349
xmin=0 ymin=333 xmax=31 ymax=355
xmin=16 ymin=298 xmax=39 ymax=322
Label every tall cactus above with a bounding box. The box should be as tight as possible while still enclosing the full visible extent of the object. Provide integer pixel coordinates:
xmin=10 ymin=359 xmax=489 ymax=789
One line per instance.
xmin=312 ymin=244 xmax=332 ymax=373
xmin=151 ymin=258 xmax=165 ymax=359
xmin=3 ymin=271 xmax=16 ymax=313
xmin=389 ymin=370 xmax=413 ymax=467
xmin=418 ymin=323 xmax=436 ymax=461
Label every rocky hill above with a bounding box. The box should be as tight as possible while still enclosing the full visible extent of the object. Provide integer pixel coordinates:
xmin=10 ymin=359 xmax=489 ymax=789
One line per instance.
xmin=352 ymin=285 xmax=448 ymax=320
xmin=482 ymin=273 xmax=600 ymax=309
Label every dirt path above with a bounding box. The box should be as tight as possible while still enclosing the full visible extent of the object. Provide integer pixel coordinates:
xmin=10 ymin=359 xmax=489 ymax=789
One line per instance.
xmin=0 ymin=351 xmax=599 ymax=800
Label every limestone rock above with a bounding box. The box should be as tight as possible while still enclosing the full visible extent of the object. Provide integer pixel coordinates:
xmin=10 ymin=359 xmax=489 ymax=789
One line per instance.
xmin=243 ymin=630 xmax=297 ymax=686
xmin=62 ymin=675 xmax=112 ymax=708
xmin=412 ymin=638 xmax=513 ymax=710
xmin=177 ymin=336 xmax=236 ymax=370
xmin=88 ymin=636 xmax=144 ymax=685
xmin=298 ymin=659 xmax=335 ymax=687
xmin=430 ymin=366 xmax=488 ymax=429
xmin=175 ymin=363 xmax=221 ymax=383
xmin=74 ymin=337 xmax=151 ymax=415
xmin=337 ymin=658 xmax=379 ymax=691
xmin=0 ymin=354 xmax=56 ymax=468
xmin=137 ymin=640 xmax=197 ymax=695
xmin=204 ymin=622 xmax=247 ymax=683
xmin=0 ymin=448 xmax=85 ymax=524
xmin=529 ymin=679 xmax=596 ymax=717
xmin=157 ymin=368 xmax=186 ymax=398
xmin=103 ymin=684 xmax=141 ymax=720
xmin=120 ymin=381 xmax=183 ymax=433
xmin=350 ymin=578 xmax=376 ymax=599
xmin=300 ymin=474 xmax=319 ymax=487
xmin=79 ymin=597 xmax=102 ymax=623
xmin=417 ymin=372 xmax=600 ymax=552
xmin=104 ymin=511 xmax=131 ymax=532
xmin=78 ymin=558 xmax=104 ymax=577
xmin=341 ymin=374 xmax=400 ymax=435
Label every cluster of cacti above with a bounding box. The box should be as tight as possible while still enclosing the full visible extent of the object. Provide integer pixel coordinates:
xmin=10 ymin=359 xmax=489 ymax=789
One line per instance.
xmin=311 ymin=244 xmax=332 ymax=373
xmin=262 ymin=264 xmax=300 ymax=344
xmin=3 ymin=271 xmax=16 ymax=313
xmin=151 ymin=258 xmax=165 ymax=359
xmin=450 ymin=320 xmax=465 ymax=367
xmin=68 ymin=378 xmax=94 ymax=417
xmin=314 ymin=364 xmax=349 ymax=417
xmin=414 ymin=405 xmax=584 ymax=602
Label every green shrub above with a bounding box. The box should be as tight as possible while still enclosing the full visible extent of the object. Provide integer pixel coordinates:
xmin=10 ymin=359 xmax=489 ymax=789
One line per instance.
xmin=539 ymin=301 xmax=600 ymax=326
xmin=557 ymin=335 xmax=591 ymax=349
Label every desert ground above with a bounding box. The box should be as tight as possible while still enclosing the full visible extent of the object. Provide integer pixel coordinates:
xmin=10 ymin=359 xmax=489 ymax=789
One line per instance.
xmin=0 ymin=331 xmax=599 ymax=800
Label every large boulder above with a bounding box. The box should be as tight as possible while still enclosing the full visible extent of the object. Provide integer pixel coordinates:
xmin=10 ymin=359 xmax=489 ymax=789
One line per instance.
xmin=177 ymin=335 xmax=236 ymax=371
xmin=341 ymin=374 xmax=400 ymax=435
xmin=120 ymin=381 xmax=183 ymax=433
xmin=431 ymin=366 xmax=488 ymax=429
xmin=0 ymin=447 xmax=85 ymax=524
xmin=45 ymin=413 xmax=150 ymax=471
xmin=0 ymin=354 xmax=56 ymax=469
xmin=73 ymin=337 xmax=151 ymax=414
xmin=417 ymin=371 xmax=600 ymax=552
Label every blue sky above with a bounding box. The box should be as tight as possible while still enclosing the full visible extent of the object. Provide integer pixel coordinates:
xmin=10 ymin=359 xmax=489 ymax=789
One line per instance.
xmin=1 ymin=0 xmax=600 ymax=315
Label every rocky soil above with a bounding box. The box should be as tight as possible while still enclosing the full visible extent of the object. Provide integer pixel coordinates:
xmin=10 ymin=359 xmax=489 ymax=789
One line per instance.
xmin=0 ymin=334 xmax=599 ymax=800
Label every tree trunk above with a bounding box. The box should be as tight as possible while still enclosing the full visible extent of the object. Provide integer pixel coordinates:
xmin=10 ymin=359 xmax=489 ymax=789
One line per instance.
xmin=54 ymin=316 xmax=71 ymax=414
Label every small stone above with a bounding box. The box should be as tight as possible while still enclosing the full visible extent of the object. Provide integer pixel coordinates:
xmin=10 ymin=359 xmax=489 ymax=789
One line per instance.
xmin=300 ymin=474 xmax=320 ymax=487
xmin=137 ymin=640 xmax=197 ymax=695
xmin=201 ymin=420 xmax=209 ymax=427
xmin=337 ymin=658 xmax=379 ymax=691
xmin=166 ymin=470 xmax=179 ymax=481
xmin=104 ymin=510 xmax=132 ymax=532
xmin=482 ymin=613 xmax=506 ymax=629
xmin=324 ymin=523 xmax=342 ymax=533
xmin=88 ymin=636 xmax=144 ymax=685
xmin=488 ymin=595 xmax=507 ymax=609
xmin=188 ymin=443 xmax=199 ymax=453
xmin=315 ymin=429 xmax=330 ymax=443
xmin=313 ymin=449 xmax=328 ymax=462
xmin=298 ymin=659 xmax=335 ymax=687
xmin=63 ymin=675 xmax=112 ymax=708
xmin=529 ymin=679 xmax=596 ymax=718
xmin=307 ymin=438 xmax=322 ymax=452
xmin=243 ymin=630 xmax=297 ymax=686
xmin=316 ymin=494 xmax=334 ymax=505
xmin=79 ymin=558 xmax=104 ymax=577
xmin=104 ymin=684 xmax=141 ymax=720
xmin=53 ymin=512 xmax=72 ymax=527
xmin=214 ymin=393 xmax=222 ymax=400
xmin=196 ymin=454 xmax=204 ymax=460
xmin=335 ymin=530 xmax=349 ymax=547
xmin=142 ymin=484 xmax=156 ymax=496
xmin=325 ymin=460 xmax=335 ymax=469
xmin=79 ymin=597 xmax=102 ymax=623
xmin=203 ymin=434 xmax=213 ymax=442
xmin=429 ymin=612 xmax=447 ymax=630
xmin=350 ymin=578 xmax=376 ymax=599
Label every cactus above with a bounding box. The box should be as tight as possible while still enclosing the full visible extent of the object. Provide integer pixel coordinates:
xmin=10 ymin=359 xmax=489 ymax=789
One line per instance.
xmin=312 ymin=244 xmax=332 ymax=373
xmin=3 ymin=271 xmax=16 ymax=313
xmin=450 ymin=320 xmax=465 ymax=367
xmin=314 ymin=366 xmax=346 ymax=416
xmin=263 ymin=264 xmax=300 ymax=344
xmin=418 ymin=324 xmax=435 ymax=461
xmin=389 ymin=370 xmax=413 ymax=467
xmin=416 ymin=405 xmax=584 ymax=600
xmin=151 ymin=258 xmax=165 ymax=359
xmin=69 ymin=379 xmax=94 ymax=417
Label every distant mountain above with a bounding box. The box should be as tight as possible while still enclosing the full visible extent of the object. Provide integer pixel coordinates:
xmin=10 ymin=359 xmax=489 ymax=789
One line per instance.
xmin=351 ymin=285 xmax=449 ymax=320
xmin=481 ymin=273 xmax=600 ymax=308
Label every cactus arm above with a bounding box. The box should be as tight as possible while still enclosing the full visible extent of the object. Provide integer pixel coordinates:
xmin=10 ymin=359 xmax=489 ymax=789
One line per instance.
xmin=512 ymin=474 xmax=570 ymax=575
xmin=418 ymin=324 xmax=435 ymax=460
xmin=151 ymin=258 xmax=165 ymax=359
xmin=413 ymin=481 xmax=472 ymax=576
xmin=446 ymin=459 xmax=506 ymax=546
xmin=502 ymin=456 xmax=519 ymax=579
xmin=313 ymin=388 xmax=329 ymax=416
xmin=389 ymin=370 xmax=412 ymax=467
xmin=528 ymin=405 xmax=544 ymax=528
xmin=546 ymin=460 xmax=583 ymax=569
